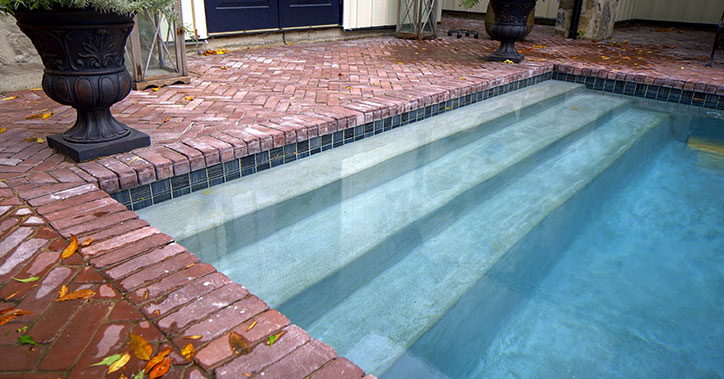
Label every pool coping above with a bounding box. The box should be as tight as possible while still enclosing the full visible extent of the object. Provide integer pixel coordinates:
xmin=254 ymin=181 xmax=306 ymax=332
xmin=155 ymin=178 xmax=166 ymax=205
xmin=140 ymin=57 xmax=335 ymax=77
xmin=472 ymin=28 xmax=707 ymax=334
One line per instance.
xmin=4 ymin=61 xmax=724 ymax=378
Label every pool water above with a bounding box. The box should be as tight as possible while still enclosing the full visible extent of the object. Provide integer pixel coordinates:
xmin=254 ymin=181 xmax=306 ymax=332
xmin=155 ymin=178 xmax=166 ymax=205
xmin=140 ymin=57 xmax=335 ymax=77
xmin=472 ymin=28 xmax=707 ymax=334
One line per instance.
xmin=382 ymin=141 xmax=724 ymax=378
xmin=137 ymin=81 xmax=724 ymax=377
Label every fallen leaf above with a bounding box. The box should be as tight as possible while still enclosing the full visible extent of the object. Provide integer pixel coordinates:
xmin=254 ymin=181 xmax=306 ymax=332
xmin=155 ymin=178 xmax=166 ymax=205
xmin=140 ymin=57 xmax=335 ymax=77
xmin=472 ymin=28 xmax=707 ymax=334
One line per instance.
xmin=55 ymin=288 xmax=95 ymax=302
xmin=267 ymin=330 xmax=286 ymax=346
xmin=246 ymin=320 xmax=257 ymax=331
xmin=397 ymin=61 xmax=404 ymax=64
xmin=148 ymin=356 xmax=171 ymax=379
xmin=163 ymin=117 xmax=170 ymax=123
xmin=220 ymin=66 xmax=228 ymax=70
xmin=134 ymin=371 xmax=145 ymax=379
xmin=229 ymin=331 xmax=252 ymax=355
xmin=572 ymin=107 xmax=578 ymax=111
xmin=30 ymin=88 xmax=42 ymax=91
xmin=4 ymin=291 xmax=19 ymax=300
xmin=152 ymin=87 xmax=160 ymax=92
xmin=58 ymin=285 xmax=68 ymax=298
xmin=183 ymin=335 xmax=202 ymax=340
xmin=13 ymin=276 xmax=39 ymax=283
xmin=107 ymin=353 xmax=130 ymax=374
xmin=242 ymin=373 xmax=251 ymax=377
xmin=81 ymin=238 xmax=93 ymax=247
xmin=144 ymin=289 xmax=149 ymax=300
xmin=36 ymin=138 xmax=44 ymax=144
xmin=0 ymin=308 xmax=31 ymax=325
xmin=502 ymin=59 xmax=515 ymax=64
xmin=26 ymin=111 xmax=54 ymax=120
xmin=18 ymin=334 xmax=38 ymax=345
xmin=91 ymin=353 xmax=123 ymax=367
xmin=145 ymin=348 xmax=170 ymax=374
xmin=184 ymin=96 xmax=194 ymax=101
xmin=129 ymin=334 xmax=153 ymax=361
xmin=181 ymin=343 xmax=194 ymax=361
xmin=61 ymin=235 xmax=78 ymax=259
xmin=120 ymin=375 xmax=128 ymax=379
xmin=0 ymin=128 xmax=5 ymax=133
xmin=2 ymin=96 xmax=17 ymax=101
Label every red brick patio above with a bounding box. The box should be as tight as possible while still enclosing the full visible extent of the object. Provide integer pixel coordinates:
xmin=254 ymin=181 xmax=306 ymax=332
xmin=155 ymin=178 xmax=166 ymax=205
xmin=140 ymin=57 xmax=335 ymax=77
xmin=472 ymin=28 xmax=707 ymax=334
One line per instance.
xmin=1 ymin=15 xmax=723 ymax=378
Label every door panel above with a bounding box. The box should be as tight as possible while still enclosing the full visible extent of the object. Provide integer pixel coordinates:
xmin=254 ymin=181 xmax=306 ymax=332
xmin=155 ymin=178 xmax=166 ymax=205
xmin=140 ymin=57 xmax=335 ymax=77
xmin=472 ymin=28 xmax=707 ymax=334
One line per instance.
xmin=204 ymin=0 xmax=279 ymax=33
xmin=279 ymin=0 xmax=341 ymax=28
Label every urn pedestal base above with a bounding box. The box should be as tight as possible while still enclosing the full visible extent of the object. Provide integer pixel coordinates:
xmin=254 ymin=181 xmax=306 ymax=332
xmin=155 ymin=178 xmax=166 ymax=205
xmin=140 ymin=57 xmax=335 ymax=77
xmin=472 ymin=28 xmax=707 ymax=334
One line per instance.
xmin=48 ymin=128 xmax=150 ymax=162
xmin=486 ymin=41 xmax=525 ymax=63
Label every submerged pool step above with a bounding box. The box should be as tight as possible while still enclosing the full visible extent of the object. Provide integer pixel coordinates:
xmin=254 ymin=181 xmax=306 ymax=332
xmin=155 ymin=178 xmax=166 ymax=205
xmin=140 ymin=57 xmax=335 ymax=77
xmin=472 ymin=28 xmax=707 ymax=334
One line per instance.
xmin=216 ymin=92 xmax=629 ymax=308
xmin=299 ymin=107 xmax=671 ymax=374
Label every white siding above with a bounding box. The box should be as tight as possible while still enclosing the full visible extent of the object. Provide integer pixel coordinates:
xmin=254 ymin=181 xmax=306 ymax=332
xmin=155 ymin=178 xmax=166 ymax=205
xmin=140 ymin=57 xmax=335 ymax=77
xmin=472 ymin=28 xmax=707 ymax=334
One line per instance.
xmin=344 ymin=0 xmax=399 ymax=29
xmin=183 ymin=0 xmax=208 ymax=39
xmin=441 ymin=0 xmax=724 ymax=24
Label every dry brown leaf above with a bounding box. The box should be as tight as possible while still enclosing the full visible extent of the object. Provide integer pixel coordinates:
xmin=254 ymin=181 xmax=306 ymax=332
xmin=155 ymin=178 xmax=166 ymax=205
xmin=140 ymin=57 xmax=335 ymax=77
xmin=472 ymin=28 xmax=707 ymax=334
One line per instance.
xmin=62 ymin=235 xmax=78 ymax=259
xmin=81 ymin=237 xmax=93 ymax=247
xmin=181 ymin=343 xmax=194 ymax=361
xmin=107 ymin=353 xmax=130 ymax=374
xmin=148 ymin=356 xmax=171 ymax=379
xmin=144 ymin=289 xmax=149 ymax=300
xmin=145 ymin=348 xmax=171 ymax=374
xmin=246 ymin=320 xmax=257 ymax=332
xmin=229 ymin=331 xmax=252 ymax=355
xmin=183 ymin=335 xmax=202 ymax=340
xmin=55 ymin=288 xmax=95 ymax=302
xmin=129 ymin=334 xmax=153 ymax=361
xmin=0 ymin=308 xmax=31 ymax=325
xmin=163 ymin=117 xmax=170 ymax=123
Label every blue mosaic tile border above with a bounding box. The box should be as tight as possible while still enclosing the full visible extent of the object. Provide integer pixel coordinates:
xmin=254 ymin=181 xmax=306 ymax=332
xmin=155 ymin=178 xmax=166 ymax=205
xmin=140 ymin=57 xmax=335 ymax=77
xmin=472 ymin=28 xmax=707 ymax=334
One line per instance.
xmin=110 ymin=72 xmax=553 ymax=211
xmin=552 ymin=71 xmax=724 ymax=110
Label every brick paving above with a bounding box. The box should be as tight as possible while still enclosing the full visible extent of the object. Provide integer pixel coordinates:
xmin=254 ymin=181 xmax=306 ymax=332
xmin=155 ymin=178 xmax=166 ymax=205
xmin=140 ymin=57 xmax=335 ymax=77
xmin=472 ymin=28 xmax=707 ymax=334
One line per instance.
xmin=1 ymin=15 xmax=723 ymax=378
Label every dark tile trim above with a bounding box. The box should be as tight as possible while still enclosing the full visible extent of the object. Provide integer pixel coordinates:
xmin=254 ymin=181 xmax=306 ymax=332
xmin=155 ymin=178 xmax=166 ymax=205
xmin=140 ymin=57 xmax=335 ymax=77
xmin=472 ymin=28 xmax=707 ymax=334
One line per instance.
xmin=112 ymin=72 xmax=552 ymax=211
xmin=118 ymin=69 xmax=721 ymax=212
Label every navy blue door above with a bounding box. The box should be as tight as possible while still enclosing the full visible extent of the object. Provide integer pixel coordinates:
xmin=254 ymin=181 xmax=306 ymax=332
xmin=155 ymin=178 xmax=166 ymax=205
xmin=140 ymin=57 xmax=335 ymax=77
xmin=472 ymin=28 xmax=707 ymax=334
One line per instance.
xmin=204 ymin=0 xmax=279 ymax=34
xmin=278 ymin=0 xmax=340 ymax=28
xmin=205 ymin=0 xmax=339 ymax=34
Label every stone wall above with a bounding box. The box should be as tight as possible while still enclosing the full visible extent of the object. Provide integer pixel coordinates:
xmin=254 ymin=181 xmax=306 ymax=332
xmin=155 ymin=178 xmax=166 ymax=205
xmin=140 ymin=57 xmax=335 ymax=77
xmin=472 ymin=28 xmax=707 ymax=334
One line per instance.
xmin=555 ymin=0 xmax=620 ymax=40
xmin=0 ymin=15 xmax=43 ymax=93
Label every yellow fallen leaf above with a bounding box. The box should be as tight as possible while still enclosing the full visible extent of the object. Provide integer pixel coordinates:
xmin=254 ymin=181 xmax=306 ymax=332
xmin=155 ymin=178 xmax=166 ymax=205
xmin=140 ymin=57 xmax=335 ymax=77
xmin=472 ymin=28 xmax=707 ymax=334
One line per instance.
xmin=129 ymin=334 xmax=152 ymax=361
xmin=2 ymin=96 xmax=17 ymax=101
xmin=144 ymin=289 xmax=149 ymax=300
xmin=0 ymin=308 xmax=31 ymax=325
xmin=30 ymin=88 xmax=42 ymax=91
xmin=5 ymin=291 xmax=19 ymax=300
xmin=58 ymin=285 xmax=68 ymax=298
xmin=220 ymin=66 xmax=228 ymax=70
xmin=36 ymin=138 xmax=44 ymax=144
xmin=397 ymin=61 xmax=404 ymax=64
xmin=572 ymin=107 xmax=578 ymax=111
xmin=0 ymin=128 xmax=5 ymax=133
xmin=107 ymin=353 xmax=130 ymax=374
xmin=62 ymin=235 xmax=78 ymax=259
xmin=246 ymin=320 xmax=257 ymax=331
xmin=145 ymin=348 xmax=170 ymax=374
xmin=503 ymin=59 xmax=515 ymax=64
xmin=152 ymin=87 xmax=160 ymax=92
xmin=184 ymin=96 xmax=194 ymax=101
xmin=55 ymin=288 xmax=95 ymax=302
xmin=181 ymin=343 xmax=194 ymax=361
xmin=184 ymin=335 xmax=203 ymax=340
xmin=163 ymin=117 xmax=170 ymax=123
xmin=81 ymin=238 xmax=93 ymax=247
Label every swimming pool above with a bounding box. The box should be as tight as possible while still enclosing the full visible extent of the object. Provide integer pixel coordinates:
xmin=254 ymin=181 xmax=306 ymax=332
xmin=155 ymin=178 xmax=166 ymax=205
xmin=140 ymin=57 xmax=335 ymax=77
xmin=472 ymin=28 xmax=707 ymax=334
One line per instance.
xmin=138 ymin=81 xmax=724 ymax=377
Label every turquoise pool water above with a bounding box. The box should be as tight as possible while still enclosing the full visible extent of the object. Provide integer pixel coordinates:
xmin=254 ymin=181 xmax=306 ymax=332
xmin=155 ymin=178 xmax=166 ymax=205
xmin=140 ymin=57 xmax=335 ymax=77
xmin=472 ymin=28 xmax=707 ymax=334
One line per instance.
xmin=137 ymin=82 xmax=724 ymax=377
xmin=382 ymin=141 xmax=724 ymax=378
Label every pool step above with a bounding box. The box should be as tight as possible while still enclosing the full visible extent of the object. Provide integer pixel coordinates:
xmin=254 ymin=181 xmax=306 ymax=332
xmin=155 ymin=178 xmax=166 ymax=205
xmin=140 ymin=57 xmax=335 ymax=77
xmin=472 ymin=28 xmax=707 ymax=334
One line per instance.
xmin=140 ymin=81 xmax=582 ymax=245
xmin=217 ymin=92 xmax=628 ymax=307
xmin=299 ymin=107 xmax=671 ymax=374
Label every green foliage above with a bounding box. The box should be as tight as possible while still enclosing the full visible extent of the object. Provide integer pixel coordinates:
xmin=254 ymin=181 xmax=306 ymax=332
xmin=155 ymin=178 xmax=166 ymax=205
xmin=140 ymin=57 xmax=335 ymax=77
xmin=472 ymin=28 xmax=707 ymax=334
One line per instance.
xmin=17 ymin=334 xmax=38 ymax=345
xmin=0 ymin=0 xmax=178 ymax=20
xmin=90 ymin=353 xmax=123 ymax=367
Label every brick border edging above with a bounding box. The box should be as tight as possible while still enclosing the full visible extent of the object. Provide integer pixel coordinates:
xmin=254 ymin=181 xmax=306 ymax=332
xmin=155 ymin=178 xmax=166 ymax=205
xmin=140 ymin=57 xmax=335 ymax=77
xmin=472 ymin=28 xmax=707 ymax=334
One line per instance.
xmin=9 ymin=181 xmax=374 ymax=378
xmin=110 ymin=70 xmax=554 ymax=211
xmin=110 ymin=63 xmax=724 ymax=211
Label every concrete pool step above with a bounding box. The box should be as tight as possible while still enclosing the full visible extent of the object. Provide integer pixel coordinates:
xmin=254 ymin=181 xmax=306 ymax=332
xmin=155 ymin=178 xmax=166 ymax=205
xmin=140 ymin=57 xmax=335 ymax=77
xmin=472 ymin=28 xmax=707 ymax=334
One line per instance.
xmin=140 ymin=81 xmax=582 ymax=246
xmin=214 ymin=92 xmax=629 ymax=307
xmin=299 ymin=107 xmax=671 ymax=375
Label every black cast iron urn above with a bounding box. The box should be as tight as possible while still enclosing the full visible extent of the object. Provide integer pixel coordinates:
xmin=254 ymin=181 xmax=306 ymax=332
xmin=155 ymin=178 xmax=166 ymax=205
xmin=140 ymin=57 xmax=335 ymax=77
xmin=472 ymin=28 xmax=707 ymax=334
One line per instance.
xmin=14 ymin=8 xmax=150 ymax=162
xmin=486 ymin=0 xmax=537 ymax=63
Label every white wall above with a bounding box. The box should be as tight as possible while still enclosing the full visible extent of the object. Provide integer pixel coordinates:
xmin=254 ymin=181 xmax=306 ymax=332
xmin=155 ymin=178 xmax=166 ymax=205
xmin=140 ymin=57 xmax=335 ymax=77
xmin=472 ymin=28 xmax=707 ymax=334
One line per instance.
xmin=343 ymin=0 xmax=444 ymax=29
xmin=441 ymin=0 xmax=560 ymax=19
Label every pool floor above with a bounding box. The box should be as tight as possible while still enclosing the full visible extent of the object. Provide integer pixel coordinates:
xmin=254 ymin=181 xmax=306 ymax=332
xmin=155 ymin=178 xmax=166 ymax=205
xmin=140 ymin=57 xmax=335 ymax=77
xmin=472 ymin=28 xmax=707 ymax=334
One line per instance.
xmin=384 ymin=141 xmax=724 ymax=378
